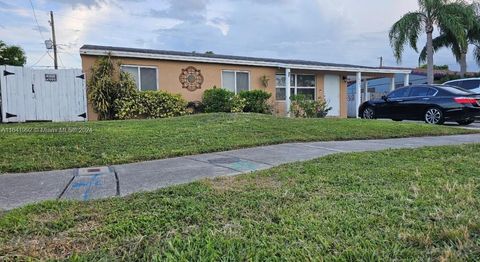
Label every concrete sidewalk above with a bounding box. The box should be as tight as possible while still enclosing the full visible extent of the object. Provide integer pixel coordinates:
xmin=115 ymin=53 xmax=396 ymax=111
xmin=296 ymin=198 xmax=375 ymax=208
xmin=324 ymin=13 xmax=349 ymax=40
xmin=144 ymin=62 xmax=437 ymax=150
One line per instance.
xmin=2 ymin=134 xmax=480 ymax=211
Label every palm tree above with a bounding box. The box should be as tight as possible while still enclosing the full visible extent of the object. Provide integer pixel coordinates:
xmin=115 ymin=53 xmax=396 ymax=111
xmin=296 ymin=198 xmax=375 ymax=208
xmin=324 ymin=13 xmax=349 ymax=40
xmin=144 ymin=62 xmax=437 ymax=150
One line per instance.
xmin=389 ymin=0 xmax=471 ymax=84
xmin=418 ymin=3 xmax=480 ymax=77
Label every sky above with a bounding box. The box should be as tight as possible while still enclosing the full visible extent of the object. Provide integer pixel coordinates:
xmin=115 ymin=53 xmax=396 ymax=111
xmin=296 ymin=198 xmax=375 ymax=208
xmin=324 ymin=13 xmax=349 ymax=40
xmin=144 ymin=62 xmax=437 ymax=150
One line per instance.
xmin=0 ymin=0 xmax=478 ymax=71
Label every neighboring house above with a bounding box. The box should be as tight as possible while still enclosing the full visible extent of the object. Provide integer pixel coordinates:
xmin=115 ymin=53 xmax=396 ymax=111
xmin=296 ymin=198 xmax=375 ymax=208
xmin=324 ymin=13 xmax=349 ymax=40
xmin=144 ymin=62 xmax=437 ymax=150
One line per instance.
xmin=79 ymin=45 xmax=410 ymax=120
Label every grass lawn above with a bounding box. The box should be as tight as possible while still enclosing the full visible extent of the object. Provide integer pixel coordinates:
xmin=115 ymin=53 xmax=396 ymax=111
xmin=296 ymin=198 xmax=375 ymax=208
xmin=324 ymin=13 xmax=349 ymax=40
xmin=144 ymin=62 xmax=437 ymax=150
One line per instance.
xmin=1 ymin=144 xmax=480 ymax=260
xmin=0 ymin=113 xmax=476 ymax=173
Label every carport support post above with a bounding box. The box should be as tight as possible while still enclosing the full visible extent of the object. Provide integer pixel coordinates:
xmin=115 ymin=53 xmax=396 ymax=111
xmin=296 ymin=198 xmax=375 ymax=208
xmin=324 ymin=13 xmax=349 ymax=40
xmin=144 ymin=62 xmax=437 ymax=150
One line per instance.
xmin=404 ymin=73 xmax=410 ymax=86
xmin=364 ymin=78 xmax=369 ymax=101
xmin=355 ymin=72 xmax=362 ymax=118
xmin=390 ymin=77 xmax=396 ymax=91
xmin=285 ymin=68 xmax=291 ymax=116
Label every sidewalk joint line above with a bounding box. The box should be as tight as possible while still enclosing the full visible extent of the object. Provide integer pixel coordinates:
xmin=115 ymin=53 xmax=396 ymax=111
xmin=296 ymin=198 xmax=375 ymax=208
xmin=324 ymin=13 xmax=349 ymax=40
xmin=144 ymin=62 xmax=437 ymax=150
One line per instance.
xmin=57 ymin=170 xmax=76 ymax=199
xmin=110 ymin=166 xmax=120 ymax=196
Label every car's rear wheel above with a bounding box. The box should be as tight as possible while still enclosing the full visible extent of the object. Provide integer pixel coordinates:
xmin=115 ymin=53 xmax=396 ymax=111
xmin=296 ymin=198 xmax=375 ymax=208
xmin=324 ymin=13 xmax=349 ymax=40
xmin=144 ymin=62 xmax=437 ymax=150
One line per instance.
xmin=361 ymin=106 xmax=375 ymax=119
xmin=457 ymin=119 xmax=475 ymax=126
xmin=424 ymin=107 xmax=445 ymax=125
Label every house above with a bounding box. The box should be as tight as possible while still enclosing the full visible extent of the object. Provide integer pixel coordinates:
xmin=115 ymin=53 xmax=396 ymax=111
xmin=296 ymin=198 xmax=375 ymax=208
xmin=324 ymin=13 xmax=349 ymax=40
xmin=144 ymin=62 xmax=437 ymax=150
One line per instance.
xmin=79 ymin=45 xmax=411 ymax=120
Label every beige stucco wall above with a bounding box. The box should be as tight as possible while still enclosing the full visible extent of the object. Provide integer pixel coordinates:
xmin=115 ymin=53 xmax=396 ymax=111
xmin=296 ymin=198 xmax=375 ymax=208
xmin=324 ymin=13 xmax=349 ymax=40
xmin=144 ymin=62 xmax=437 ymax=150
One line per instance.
xmin=81 ymin=55 xmax=352 ymax=120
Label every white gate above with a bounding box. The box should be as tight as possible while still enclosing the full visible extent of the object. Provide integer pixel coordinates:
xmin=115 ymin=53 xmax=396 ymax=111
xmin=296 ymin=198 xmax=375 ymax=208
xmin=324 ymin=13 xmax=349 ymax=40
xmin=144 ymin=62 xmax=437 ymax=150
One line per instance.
xmin=0 ymin=66 xmax=87 ymax=123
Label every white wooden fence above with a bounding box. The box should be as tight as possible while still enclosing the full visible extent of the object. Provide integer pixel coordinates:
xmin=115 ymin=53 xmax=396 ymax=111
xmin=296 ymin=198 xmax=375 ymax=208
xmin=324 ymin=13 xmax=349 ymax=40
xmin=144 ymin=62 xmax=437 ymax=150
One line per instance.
xmin=0 ymin=66 xmax=87 ymax=123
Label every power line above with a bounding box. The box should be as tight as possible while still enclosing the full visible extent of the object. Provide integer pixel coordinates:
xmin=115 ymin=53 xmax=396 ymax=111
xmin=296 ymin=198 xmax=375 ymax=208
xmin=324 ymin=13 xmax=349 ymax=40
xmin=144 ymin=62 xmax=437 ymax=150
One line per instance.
xmin=29 ymin=0 xmax=46 ymax=41
xmin=30 ymin=51 xmax=49 ymax=66
xmin=58 ymin=53 xmax=65 ymax=68
xmin=46 ymin=51 xmax=55 ymax=62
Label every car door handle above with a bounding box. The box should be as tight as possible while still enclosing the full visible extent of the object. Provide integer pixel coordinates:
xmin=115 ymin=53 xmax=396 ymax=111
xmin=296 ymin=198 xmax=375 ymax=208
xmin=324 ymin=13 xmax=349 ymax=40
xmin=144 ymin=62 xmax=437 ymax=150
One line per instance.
xmin=422 ymin=98 xmax=430 ymax=100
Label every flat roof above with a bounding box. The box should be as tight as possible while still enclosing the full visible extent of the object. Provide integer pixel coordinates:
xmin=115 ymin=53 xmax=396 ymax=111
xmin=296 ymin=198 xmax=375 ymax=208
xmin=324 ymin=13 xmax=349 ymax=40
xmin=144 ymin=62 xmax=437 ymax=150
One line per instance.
xmin=80 ymin=45 xmax=411 ymax=74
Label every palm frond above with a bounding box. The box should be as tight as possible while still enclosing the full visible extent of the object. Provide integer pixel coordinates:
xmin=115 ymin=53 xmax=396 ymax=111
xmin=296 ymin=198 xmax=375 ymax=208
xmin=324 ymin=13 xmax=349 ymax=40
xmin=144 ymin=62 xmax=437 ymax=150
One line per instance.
xmin=473 ymin=44 xmax=480 ymax=66
xmin=389 ymin=12 xmax=425 ymax=62
xmin=419 ymin=33 xmax=460 ymax=64
xmin=436 ymin=2 xmax=472 ymax=51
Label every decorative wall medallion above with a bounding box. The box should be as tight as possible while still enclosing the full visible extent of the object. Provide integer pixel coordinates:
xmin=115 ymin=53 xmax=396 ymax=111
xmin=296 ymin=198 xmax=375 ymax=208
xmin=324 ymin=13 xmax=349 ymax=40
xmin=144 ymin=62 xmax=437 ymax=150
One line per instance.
xmin=179 ymin=66 xmax=204 ymax=91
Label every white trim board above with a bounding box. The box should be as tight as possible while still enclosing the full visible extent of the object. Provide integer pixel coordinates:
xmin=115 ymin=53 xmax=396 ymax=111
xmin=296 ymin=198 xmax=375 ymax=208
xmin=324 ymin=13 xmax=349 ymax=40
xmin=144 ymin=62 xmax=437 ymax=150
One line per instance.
xmin=81 ymin=49 xmax=412 ymax=75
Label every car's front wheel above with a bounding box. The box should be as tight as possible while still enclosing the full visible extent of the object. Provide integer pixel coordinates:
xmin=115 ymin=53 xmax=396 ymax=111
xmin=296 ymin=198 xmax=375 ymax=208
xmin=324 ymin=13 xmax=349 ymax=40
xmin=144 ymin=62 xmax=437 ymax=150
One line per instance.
xmin=457 ymin=119 xmax=475 ymax=126
xmin=361 ymin=106 xmax=375 ymax=119
xmin=424 ymin=107 xmax=445 ymax=125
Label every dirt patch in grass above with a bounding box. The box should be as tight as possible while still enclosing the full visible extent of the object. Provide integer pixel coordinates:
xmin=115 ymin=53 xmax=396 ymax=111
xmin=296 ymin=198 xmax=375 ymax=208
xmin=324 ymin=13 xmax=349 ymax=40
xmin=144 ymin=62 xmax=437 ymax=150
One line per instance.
xmin=3 ymin=235 xmax=94 ymax=260
xmin=1 ymin=214 xmax=102 ymax=261
xmin=205 ymin=173 xmax=284 ymax=193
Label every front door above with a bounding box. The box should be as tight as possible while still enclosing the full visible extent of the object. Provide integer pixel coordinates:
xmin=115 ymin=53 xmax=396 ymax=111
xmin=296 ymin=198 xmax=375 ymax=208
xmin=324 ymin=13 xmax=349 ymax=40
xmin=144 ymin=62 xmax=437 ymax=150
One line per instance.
xmin=324 ymin=75 xmax=340 ymax=117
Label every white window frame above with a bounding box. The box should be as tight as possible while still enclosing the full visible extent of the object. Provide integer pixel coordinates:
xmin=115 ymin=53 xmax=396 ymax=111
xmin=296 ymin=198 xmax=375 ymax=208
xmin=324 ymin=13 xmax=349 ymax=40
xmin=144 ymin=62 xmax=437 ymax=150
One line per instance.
xmin=276 ymin=73 xmax=316 ymax=101
xmin=120 ymin=65 xmax=159 ymax=91
xmin=221 ymin=70 xmax=251 ymax=94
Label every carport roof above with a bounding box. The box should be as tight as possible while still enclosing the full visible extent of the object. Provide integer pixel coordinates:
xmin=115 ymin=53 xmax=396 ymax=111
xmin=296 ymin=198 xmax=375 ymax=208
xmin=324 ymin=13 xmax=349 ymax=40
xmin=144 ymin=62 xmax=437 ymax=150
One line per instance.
xmin=80 ymin=45 xmax=411 ymax=74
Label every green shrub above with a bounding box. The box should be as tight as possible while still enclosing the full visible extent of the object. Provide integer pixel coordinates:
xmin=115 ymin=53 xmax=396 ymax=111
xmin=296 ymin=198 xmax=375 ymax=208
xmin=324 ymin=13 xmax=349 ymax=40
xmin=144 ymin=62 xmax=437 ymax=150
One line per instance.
xmin=116 ymin=91 xmax=187 ymax=119
xmin=203 ymin=87 xmax=235 ymax=113
xmin=239 ymin=90 xmax=272 ymax=114
xmin=87 ymin=56 xmax=137 ymax=120
xmin=231 ymin=95 xmax=246 ymax=113
xmin=436 ymin=73 xmax=480 ymax=84
xmin=186 ymin=101 xmax=205 ymax=114
xmin=291 ymin=95 xmax=332 ymax=118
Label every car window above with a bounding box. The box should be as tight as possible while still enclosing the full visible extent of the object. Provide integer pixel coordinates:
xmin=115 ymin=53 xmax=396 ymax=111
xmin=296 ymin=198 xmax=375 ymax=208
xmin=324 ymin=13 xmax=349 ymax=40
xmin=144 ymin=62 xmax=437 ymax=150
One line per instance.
xmin=388 ymin=87 xmax=410 ymax=98
xmin=426 ymin=88 xmax=437 ymax=97
xmin=409 ymin=86 xmax=431 ymax=97
xmin=460 ymin=80 xmax=480 ymax=90
xmin=438 ymin=85 xmax=475 ymax=95
xmin=446 ymin=80 xmax=463 ymax=88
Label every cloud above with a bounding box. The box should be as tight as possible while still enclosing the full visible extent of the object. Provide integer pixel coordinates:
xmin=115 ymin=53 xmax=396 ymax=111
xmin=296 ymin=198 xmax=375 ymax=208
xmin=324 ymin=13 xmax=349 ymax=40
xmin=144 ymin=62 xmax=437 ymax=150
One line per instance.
xmin=0 ymin=1 xmax=11 ymax=8
xmin=0 ymin=0 xmax=473 ymax=71
xmin=48 ymin=0 xmax=107 ymax=8
xmin=49 ymin=0 xmax=144 ymax=9
xmin=33 ymin=25 xmax=49 ymax=33
xmin=148 ymin=0 xmax=209 ymax=22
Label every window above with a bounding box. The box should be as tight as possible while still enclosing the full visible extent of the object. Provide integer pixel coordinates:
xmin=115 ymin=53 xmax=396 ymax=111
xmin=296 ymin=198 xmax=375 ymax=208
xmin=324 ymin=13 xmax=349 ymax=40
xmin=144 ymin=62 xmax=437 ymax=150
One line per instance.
xmin=460 ymin=80 xmax=480 ymax=90
xmin=276 ymin=74 xmax=316 ymax=101
xmin=221 ymin=71 xmax=250 ymax=94
xmin=388 ymin=87 xmax=410 ymax=98
xmin=446 ymin=80 xmax=463 ymax=88
xmin=438 ymin=86 xmax=475 ymax=95
xmin=409 ymin=86 xmax=431 ymax=97
xmin=120 ymin=65 xmax=158 ymax=91
xmin=427 ymin=88 xmax=438 ymax=97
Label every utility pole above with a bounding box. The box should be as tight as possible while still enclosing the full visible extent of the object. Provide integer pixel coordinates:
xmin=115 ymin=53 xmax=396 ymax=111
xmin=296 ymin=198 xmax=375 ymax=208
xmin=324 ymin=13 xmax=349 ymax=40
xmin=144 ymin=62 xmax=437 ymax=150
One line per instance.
xmin=49 ymin=11 xmax=58 ymax=69
xmin=378 ymin=56 xmax=383 ymax=68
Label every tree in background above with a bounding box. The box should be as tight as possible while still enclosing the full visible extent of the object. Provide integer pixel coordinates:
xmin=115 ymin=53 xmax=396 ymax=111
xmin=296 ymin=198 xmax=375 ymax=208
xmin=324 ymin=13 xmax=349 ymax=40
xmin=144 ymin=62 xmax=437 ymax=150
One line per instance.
xmin=418 ymin=64 xmax=449 ymax=70
xmin=0 ymin=40 xmax=26 ymax=66
xmin=419 ymin=3 xmax=480 ymax=77
xmin=389 ymin=0 xmax=473 ymax=84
